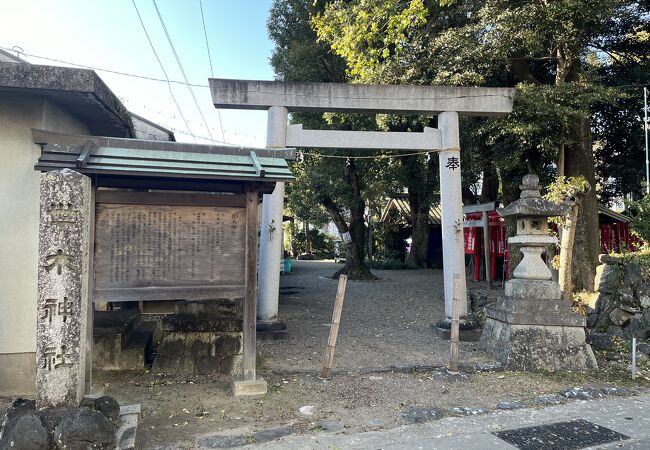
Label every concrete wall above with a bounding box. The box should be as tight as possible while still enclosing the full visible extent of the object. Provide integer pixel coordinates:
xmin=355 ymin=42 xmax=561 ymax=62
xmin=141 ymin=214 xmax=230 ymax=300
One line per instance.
xmin=0 ymin=94 xmax=90 ymax=396
xmin=132 ymin=115 xmax=174 ymax=141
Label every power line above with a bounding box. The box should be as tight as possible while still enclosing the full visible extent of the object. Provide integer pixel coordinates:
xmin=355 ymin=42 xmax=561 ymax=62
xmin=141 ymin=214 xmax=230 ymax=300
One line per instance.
xmin=2 ymin=45 xmax=648 ymax=95
xmin=130 ymin=0 xmax=196 ymax=142
xmin=199 ymin=0 xmax=214 ymax=78
xmin=199 ymin=0 xmax=225 ymax=142
xmin=152 ymin=0 xmax=214 ymax=142
xmin=4 ymin=42 xmax=648 ymax=107
xmin=0 ymin=45 xmax=209 ymax=87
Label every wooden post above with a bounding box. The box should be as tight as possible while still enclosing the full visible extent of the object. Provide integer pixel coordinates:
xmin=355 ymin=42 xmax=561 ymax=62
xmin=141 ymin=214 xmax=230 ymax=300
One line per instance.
xmin=321 ymin=275 xmax=348 ymax=379
xmin=482 ymin=211 xmax=492 ymax=289
xmin=449 ymin=274 xmax=461 ymax=373
xmin=242 ymin=187 xmax=259 ymax=381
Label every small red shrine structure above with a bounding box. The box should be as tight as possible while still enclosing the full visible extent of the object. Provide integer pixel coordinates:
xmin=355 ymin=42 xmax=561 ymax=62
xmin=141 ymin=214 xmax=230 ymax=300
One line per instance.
xmin=463 ymin=203 xmax=506 ymax=286
xmin=464 ymin=202 xmax=641 ymax=285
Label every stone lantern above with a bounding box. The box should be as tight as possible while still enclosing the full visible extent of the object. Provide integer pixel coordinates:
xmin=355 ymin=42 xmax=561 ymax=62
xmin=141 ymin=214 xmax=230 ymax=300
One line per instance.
xmin=479 ymin=174 xmax=597 ymax=371
xmin=501 ymin=174 xmax=567 ymax=281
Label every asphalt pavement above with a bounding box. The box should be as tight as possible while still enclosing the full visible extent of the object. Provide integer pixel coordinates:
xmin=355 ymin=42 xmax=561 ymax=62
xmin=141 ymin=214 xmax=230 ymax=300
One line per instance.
xmin=239 ymin=391 xmax=650 ymax=450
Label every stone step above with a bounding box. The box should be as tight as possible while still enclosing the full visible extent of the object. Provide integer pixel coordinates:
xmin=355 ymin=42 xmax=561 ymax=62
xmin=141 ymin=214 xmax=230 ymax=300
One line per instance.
xmin=94 ymin=310 xmax=141 ymax=345
xmin=93 ymin=315 xmax=156 ymax=371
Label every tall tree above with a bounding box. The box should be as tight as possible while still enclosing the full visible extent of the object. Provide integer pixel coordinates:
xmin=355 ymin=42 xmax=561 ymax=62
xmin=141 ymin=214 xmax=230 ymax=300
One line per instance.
xmin=314 ymin=0 xmax=649 ymax=290
xmin=268 ymin=0 xmax=380 ymax=279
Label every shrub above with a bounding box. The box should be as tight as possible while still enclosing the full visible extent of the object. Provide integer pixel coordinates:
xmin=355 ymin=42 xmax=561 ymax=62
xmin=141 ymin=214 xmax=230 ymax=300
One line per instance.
xmin=292 ymin=228 xmax=335 ymax=258
xmin=626 ymin=195 xmax=650 ymax=244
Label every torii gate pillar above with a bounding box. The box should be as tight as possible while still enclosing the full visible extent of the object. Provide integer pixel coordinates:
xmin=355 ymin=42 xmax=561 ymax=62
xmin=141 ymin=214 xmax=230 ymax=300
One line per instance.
xmin=257 ymin=106 xmax=288 ymax=335
xmin=437 ymin=112 xmax=469 ymax=326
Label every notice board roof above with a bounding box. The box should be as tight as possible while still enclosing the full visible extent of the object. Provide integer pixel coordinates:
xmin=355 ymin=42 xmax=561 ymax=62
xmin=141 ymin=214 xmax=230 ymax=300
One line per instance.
xmin=33 ymin=129 xmax=295 ymax=184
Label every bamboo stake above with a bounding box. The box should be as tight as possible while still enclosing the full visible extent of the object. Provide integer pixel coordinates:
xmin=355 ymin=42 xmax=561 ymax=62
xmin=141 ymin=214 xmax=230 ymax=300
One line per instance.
xmin=449 ymin=274 xmax=461 ymax=373
xmin=320 ymin=275 xmax=348 ymax=379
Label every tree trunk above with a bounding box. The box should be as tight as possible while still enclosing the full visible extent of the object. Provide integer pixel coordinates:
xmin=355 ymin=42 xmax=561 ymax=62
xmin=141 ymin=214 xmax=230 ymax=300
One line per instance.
xmin=406 ymin=193 xmax=430 ymax=268
xmin=564 ymin=115 xmax=599 ymax=291
xmin=290 ymin=217 xmax=297 ymax=256
xmin=480 ymin=159 xmax=499 ymax=203
xmin=559 ymin=201 xmax=580 ymax=299
xmin=400 ymin=154 xmax=431 ymax=268
xmin=321 ymin=159 xmax=376 ymax=280
xmin=323 ymin=196 xmax=376 ymax=280
xmin=367 ymin=212 xmax=373 ymax=261
xmin=304 ymin=220 xmax=311 ymax=254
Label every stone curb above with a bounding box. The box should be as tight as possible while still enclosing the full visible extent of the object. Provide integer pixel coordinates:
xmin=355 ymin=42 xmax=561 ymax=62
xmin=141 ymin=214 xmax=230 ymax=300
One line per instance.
xmin=399 ymin=385 xmax=636 ymax=425
xmin=195 ymin=426 xmax=297 ymax=449
xmin=264 ymin=362 xmax=503 ymax=377
xmin=116 ymin=404 xmax=140 ymax=450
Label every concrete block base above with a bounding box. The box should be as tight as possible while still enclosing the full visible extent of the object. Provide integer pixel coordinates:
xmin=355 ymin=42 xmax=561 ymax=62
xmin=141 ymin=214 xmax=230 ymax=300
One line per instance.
xmin=433 ymin=320 xmax=481 ymax=342
xmin=257 ymin=320 xmax=288 ymax=340
xmin=231 ymin=377 xmax=268 ymax=396
xmin=434 ymin=326 xmax=482 ymax=342
xmin=480 ymin=317 xmax=597 ymax=371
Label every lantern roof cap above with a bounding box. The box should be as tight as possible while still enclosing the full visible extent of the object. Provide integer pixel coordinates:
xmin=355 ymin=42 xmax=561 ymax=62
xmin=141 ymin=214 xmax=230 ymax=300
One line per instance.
xmin=497 ymin=174 xmax=569 ymax=218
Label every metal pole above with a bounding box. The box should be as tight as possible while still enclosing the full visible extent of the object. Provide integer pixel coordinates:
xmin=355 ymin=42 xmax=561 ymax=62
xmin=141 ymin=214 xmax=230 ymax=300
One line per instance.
xmin=643 ymin=87 xmax=650 ymax=194
xmin=632 ymin=337 xmax=637 ymax=380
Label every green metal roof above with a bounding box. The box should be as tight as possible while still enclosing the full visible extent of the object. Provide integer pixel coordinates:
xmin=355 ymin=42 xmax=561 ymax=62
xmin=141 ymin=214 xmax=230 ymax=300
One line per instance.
xmin=33 ymin=129 xmax=294 ymax=183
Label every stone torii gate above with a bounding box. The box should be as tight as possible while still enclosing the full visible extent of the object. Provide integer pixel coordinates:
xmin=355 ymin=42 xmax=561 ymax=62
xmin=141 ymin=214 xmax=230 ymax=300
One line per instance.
xmin=210 ymin=79 xmax=514 ymax=334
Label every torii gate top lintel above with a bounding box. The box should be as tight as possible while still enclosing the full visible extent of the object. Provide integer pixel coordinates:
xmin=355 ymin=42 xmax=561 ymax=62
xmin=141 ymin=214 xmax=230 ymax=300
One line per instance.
xmin=210 ymin=78 xmax=514 ymax=117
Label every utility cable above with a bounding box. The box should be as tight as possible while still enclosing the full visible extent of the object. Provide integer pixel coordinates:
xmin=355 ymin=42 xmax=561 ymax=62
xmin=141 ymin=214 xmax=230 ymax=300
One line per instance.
xmin=199 ymin=0 xmax=226 ymax=142
xmin=2 ymin=45 xmax=648 ymax=95
xmin=130 ymin=0 xmax=196 ymax=142
xmin=152 ymin=0 xmax=214 ymax=142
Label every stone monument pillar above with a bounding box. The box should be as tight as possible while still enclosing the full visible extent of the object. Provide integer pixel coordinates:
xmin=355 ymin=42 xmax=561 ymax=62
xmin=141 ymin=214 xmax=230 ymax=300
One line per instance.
xmin=36 ymin=169 xmax=92 ymax=408
xmin=479 ymin=174 xmax=597 ymax=370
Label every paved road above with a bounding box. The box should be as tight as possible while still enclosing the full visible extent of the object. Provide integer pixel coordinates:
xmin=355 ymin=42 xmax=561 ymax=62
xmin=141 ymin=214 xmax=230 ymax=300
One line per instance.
xmin=242 ymin=392 xmax=650 ymax=450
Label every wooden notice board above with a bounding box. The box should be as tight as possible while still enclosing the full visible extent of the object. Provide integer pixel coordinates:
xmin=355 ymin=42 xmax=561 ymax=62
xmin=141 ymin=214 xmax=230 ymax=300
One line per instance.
xmin=93 ymin=191 xmax=246 ymax=302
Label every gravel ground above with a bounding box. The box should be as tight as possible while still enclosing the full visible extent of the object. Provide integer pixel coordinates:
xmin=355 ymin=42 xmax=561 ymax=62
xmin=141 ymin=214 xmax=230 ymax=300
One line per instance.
xmin=260 ymin=260 xmax=493 ymax=371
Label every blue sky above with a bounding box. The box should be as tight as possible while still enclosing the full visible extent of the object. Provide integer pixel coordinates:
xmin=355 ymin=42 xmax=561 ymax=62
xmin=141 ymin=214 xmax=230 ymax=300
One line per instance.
xmin=0 ymin=0 xmax=277 ymax=146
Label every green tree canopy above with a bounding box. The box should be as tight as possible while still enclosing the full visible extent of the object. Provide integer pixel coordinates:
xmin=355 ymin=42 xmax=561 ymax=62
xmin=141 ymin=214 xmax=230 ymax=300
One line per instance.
xmin=312 ymin=0 xmax=649 ymax=289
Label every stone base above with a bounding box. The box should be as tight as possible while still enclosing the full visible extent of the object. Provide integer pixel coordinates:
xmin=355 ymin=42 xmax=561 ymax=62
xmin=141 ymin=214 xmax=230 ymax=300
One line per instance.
xmin=231 ymin=377 xmax=267 ymax=396
xmin=480 ymin=318 xmax=597 ymax=371
xmin=434 ymin=320 xmax=481 ymax=342
xmin=153 ymin=332 xmax=243 ymax=376
xmin=257 ymin=320 xmax=288 ymax=340
xmin=153 ymin=300 xmax=244 ymax=376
